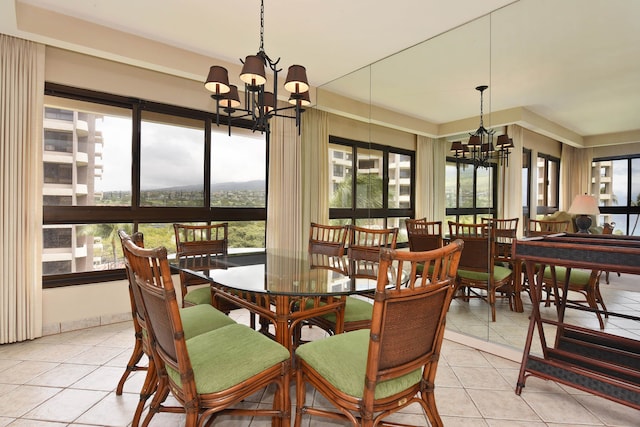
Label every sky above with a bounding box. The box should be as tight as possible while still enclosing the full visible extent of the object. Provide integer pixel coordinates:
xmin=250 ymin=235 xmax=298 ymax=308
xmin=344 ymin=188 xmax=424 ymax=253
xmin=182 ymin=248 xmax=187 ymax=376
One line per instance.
xmin=97 ymin=115 xmax=266 ymax=191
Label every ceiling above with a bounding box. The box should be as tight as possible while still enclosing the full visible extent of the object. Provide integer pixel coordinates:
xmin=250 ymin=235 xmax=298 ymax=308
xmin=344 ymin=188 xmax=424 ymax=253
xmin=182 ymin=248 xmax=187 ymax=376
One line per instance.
xmin=2 ymin=0 xmax=639 ymax=146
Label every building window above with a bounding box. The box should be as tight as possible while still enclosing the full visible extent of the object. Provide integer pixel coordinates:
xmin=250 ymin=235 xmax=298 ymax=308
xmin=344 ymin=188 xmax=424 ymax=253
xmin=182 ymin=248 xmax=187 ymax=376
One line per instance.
xmin=592 ymin=156 xmax=640 ymax=235
xmin=42 ymin=83 xmax=267 ymax=287
xmin=328 ymin=136 xmax=414 ymax=244
xmin=445 ymin=158 xmax=498 ymax=223
xmin=536 ymin=153 xmax=560 ymax=215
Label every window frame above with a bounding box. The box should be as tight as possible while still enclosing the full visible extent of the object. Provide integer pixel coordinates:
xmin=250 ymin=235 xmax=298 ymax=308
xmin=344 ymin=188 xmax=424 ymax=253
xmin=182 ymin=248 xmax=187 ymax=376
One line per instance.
xmin=43 ymin=83 xmax=268 ymax=288
xmin=536 ymin=153 xmax=560 ymax=215
xmin=328 ymin=136 xmax=415 ymax=230
xmin=445 ymin=157 xmax=498 ymax=223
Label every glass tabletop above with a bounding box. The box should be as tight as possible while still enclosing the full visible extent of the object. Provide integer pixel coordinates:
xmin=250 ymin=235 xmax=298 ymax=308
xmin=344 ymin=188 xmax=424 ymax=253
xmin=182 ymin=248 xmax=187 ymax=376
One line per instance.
xmin=172 ymin=250 xmax=392 ymax=296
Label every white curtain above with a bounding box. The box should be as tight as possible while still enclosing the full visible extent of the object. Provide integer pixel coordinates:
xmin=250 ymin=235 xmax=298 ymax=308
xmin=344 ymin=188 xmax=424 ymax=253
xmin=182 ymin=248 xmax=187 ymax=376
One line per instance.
xmin=0 ymin=34 xmax=45 ymax=343
xmin=501 ymin=125 xmax=524 ymax=235
xmin=561 ymin=144 xmax=593 ymax=210
xmin=415 ymin=135 xmax=446 ymax=222
xmin=300 ymin=109 xmax=329 ymax=251
xmin=266 ymin=104 xmax=303 ymax=252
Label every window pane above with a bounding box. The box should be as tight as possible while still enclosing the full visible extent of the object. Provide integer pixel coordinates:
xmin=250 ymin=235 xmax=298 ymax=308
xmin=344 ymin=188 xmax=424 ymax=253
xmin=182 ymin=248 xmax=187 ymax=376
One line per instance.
xmin=388 ymin=217 xmax=409 ymax=244
xmin=355 ymin=218 xmax=385 ymax=228
xmin=228 ymin=221 xmax=266 ymax=252
xmin=548 ymin=159 xmax=559 ymax=207
xmin=388 ymin=153 xmax=412 ymax=209
xmin=445 ymin=163 xmax=457 ymax=208
xmin=137 ymin=223 xmax=180 ymax=257
xmin=476 ymin=166 xmax=493 ymax=208
xmin=43 ymin=102 xmax=132 ymax=207
xmin=140 ymin=112 xmax=204 ymax=207
xmin=459 ymin=164 xmax=474 ymax=208
xmin=329 ymin=144 xmax=353 ymax=208
xmin=211 ymin=129 xmax=266 ymax=207
xmin=611 ymin=159 xmax=629 ymax=206
xmin=631 ymin=158 xmax=640 ymax=208
xmin=356 ymin=148 xmax=384 ymax=208
xmin=42 ymin=223 xmax=133 ymax=275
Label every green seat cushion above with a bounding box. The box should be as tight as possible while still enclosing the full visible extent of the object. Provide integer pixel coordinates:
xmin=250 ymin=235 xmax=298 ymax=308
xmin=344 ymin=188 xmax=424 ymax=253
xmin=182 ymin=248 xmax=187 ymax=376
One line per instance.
xmin=184 ymin=286 xmax=211 ymax=305
xmin=180 ymin=304 xmax=236 ymax=340
xmin=542 ymin=266 xmax=591 ymax=285
xmin=322 ymin=296 xmax=373 ymax=323
xmin=296 ymin=329 xmax=421 ymax=399
xmin=457 ymin=265 xmax=512 ymax=282
xmin=167 ymin=324 xmax=290 ymax=394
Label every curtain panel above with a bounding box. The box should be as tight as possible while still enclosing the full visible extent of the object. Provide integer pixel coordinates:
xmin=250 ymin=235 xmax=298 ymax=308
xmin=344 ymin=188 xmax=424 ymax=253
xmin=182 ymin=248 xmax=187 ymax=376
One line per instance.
xmin=415 ymin=135 xmax=446 ymax=223
xmin=0 ymin=34 xmax=45 ymax=343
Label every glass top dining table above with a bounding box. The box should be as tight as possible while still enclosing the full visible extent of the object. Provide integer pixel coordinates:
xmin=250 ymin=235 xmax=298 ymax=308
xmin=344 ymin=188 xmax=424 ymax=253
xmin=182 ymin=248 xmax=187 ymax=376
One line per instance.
xmin=172 ymin=250 xmax=384 ymax=352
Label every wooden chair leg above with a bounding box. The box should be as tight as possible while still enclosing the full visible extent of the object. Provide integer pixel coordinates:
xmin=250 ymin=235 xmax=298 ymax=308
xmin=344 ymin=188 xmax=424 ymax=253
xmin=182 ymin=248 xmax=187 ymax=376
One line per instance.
xmin=116 ymin=331 xmax=146 ymax=395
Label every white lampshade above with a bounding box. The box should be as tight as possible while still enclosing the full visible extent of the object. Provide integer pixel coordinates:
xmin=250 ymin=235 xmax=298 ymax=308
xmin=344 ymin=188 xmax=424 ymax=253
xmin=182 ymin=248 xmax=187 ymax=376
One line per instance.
xmin=568 ymin=194 xmax=600 ymax=216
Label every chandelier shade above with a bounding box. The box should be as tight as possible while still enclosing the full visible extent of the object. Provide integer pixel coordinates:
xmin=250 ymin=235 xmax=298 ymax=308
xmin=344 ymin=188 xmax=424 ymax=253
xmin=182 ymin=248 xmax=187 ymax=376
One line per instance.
xmin=240 ymin=55 xmax=267 ymax=87
xmin=204 ymin=66 xmax=230 ymax=94
xmin=204 ymin=0 xmax=310 ymax=135
xmin=219 ymin=85 xmax=241 ymax=109
xmin=284 ymin=65 xmax=309 ymax=93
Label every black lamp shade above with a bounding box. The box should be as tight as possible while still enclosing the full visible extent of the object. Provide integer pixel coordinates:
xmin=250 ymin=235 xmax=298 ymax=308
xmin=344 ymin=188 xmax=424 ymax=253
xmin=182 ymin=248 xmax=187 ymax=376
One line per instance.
xmin=284 ymin=65 xmax=309 ymax=93
xmin=205 ymin=66 xmax=230 ymax=94
xmin=240 ymin=55 xmax=266 ymax=86
xmin=218 ymin=85 xmax=241 ymax=109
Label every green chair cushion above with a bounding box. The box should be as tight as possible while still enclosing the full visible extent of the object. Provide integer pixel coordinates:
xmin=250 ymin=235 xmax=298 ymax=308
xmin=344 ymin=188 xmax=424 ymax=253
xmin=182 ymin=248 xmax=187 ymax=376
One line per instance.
xmin=184 ymin=286 xmax=211 ymax=305
xmin=322 ymin=296 xmax=373 ymax=323
xmin=542 ymin=266 xmax=591 ymax=285
xmin=180 ymin=304 xmax=236 ymax=340
xmin=166 ymin=323 xmax=290 ymax=394
xmin=457 ymin=265 xmax=512 ymax=282
xmin=296 ymin=329 xmax=422 ymax=399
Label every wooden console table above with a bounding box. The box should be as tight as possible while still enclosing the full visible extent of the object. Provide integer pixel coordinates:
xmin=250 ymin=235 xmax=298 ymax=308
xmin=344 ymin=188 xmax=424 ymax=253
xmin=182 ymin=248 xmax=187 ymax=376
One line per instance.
xmin=513 ymin=233 xmax=640 ymax=410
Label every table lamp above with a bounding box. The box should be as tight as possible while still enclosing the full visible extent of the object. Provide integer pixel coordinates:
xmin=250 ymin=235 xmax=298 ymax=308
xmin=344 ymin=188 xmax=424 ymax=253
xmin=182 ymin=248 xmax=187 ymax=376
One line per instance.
xmin=568 ymin=194 xmax=600 ymax=233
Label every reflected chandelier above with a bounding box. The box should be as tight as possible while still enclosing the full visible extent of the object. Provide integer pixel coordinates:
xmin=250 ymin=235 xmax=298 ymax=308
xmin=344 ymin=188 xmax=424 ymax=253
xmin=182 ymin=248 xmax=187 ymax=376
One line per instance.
xmin=204 ymin=0 xmax=310 ymax=135
xmin=450 ymin=85 xmax=513 ymax=167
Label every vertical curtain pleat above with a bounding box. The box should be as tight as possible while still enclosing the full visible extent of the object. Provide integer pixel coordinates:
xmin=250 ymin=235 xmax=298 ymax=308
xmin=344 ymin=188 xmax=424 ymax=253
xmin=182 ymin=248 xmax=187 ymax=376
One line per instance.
xmin=561 ymin=144 xmax=593 ymax=209
xmin=416 ymin=135 xmax=446 ymax=222
xmin=300 ymin=109 xmax=329 ymax=251
xmin=0 ymin=34 xmax=44 ymax=343
xmin=266 ymin=103 xmax=303 ymax=252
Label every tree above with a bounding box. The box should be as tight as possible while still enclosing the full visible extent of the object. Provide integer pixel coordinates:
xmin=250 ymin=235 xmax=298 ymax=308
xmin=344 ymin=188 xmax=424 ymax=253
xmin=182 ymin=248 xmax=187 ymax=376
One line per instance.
xmin=331 ymin=173 xmax=386 ymax=209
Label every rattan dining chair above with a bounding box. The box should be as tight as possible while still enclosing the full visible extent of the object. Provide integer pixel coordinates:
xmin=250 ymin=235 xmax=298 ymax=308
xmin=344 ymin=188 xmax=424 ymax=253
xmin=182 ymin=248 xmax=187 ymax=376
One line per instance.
xmin=122 ymin=237 xmax=291 ymax=427
xmin=405 ymin=218 xmax=443 ymax=252
xmin=294 ymin=241 xmax=464 ymax=427
xmin=448 ymin=221 xmax=514 ymax=322
xmin=307 ymin=225 xmax=399 ymax=336
xmin=525 ymin=218 xmax=570 ymax=236
xmin=173 ymin=223 xmax=256 ymax=329
xmin=116 ymin=230 xmax=237 ymax=427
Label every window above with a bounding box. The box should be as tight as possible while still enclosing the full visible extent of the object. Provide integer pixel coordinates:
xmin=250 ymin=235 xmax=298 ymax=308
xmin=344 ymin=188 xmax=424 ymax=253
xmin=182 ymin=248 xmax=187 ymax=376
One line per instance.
xmin=536 ymin=153 xmax=560 ymax=215
xmin=445 ymin=158 xmax=498 ymax=223
xmin=42 ymin=83 xmax=267 ymax=287
xmin=328 ymin=136 xmax=414 ymax=244
xmin=522 ymin=148 xmax=531 ymax=218
xmin=592 ymin=156 xmax=640 ymax=236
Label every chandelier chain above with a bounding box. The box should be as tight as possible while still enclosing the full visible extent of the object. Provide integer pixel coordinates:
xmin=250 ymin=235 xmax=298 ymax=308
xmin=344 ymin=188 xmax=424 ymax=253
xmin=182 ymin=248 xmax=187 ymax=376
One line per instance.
xmin=259 ymin=0 xmax=265 ymax=53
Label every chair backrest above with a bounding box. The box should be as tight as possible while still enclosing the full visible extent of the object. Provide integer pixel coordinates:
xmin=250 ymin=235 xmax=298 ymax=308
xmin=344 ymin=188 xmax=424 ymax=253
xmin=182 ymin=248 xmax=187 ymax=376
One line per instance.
xmin=308 ymin=222 xmax=348 ymax=256
xmin=481 ymin=217 xmax=518 ymax=262
xmin=405 ymin=219 xmax=443 ymax=252
xmin=525 ymin=218 xmax=569 ymax=237
xmin=347 ymin=225 xmax=398 ymax=262
xmin=481 ymin=217 xmax=519 ymax=239
xmin=121 ymin=237 xmax=186 ymax=378
xmin=118 ymin=230 xmax=147 ymax=326
xmin=347 ymin=225 xmax=399 ymax=279
xmin=363 ymin=241 xmax=463 ymax=406
xmin=448 ymin=221 xmax=493 ymax=272
xmin=174 ymin=222 xmax=228 ymax=258
xmin=173 ymin=223 xmax=228 ymax=297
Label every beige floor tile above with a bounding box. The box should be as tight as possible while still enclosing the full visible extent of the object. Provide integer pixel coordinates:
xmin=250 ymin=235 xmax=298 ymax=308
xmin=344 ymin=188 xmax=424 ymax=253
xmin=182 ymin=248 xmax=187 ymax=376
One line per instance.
xmin=573 ymin=394 xmax=640 ymax=427
xmin=452 ymin=366 xmax=513 ymax=390
xmin=5 ymin=420 xmax=68 ymax=426
xmin=0 ymin=361 xmax=59 ymax=385
xmin=74 ymin=392 xmax=141 ymax=426
xmin=522 ymin=391 xmax=602 ymax=424
xmin=24 ymin=388 xmax=107 ymax=423
xmin=466 ymin=389 xmax=541 ymax=421
xmin=0 ymin=385 xmax=61 ymax=418
xmin=434 ymin=387 xmax=483 ymax=418
xmin=26 ymin=363 xmax=96 ymax=387
xmin=70 ymin=366 xmax=125 ymax=391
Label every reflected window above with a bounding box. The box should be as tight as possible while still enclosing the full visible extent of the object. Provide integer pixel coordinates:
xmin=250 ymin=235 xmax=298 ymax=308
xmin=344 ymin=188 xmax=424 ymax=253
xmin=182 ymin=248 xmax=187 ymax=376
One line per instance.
xmin=536 ymin=153 xmax=559 ymax=215
xmin=445 ymin=158 xmax=497 ymax=222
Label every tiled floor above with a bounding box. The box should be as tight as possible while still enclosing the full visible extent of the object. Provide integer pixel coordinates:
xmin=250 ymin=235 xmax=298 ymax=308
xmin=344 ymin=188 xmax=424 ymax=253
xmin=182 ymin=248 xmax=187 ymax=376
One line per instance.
xmin=1 ymin=291 xmax=639 ymax=426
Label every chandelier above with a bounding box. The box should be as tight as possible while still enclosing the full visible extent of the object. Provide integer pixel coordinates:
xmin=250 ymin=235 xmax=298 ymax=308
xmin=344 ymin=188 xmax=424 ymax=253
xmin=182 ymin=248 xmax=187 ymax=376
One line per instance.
xmin=450 ymin=85 xmax=513 ymax=167
xmin=204 ymin=0 xmax=310 ymax=135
